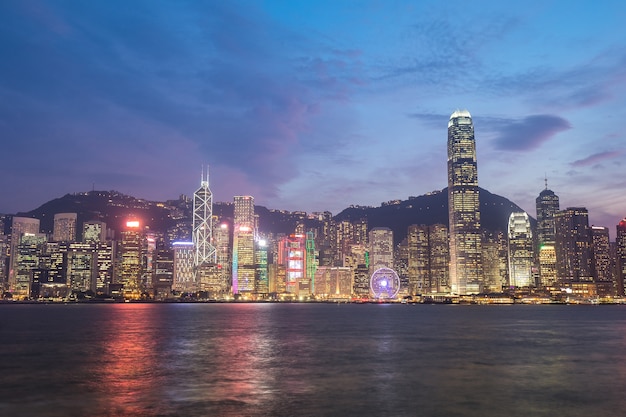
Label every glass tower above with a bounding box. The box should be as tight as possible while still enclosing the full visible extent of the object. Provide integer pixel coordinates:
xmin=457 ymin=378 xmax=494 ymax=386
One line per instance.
xmin=447 ymin=110 xmax=482 ymax=294
xmin=193 ymin=167 xmax=216 ymax=266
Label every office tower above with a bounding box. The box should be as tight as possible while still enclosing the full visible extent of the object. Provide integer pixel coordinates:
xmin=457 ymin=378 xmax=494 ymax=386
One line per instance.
xmin=429 ymin=224 xmax=450 ymax=293
xmin=83 ymin=220 xmax=107 ymax=243
xmin=172 ymin=242 xmax=196 ymax=293
xmin=369 ymin=227 xmax=394 ymax=271
xmin=306 ymin=231 xmax=317 ymax=294
xmin=254 ymin=240 xmax=269 ymax=295
xmin=0 ymin=232 xmax=7 ymax=292
xmin=66 ymin=242 xmax=95 ymax=292
xmin=406 ymin=224 xmax=450 ymax=295
xmin=554 ymin=208 xmax=593 ymax=282
xmin=313 ymin=267 xmax=353 ymax=299
xmin=14 ymin=232 xmax=47 ymax=298
xmin=53 ymin=213 xmax=77 ymax=242
xmin=353 ymin=264 xmax=370 ymax=298
xmin=507 ymin=212 xmax=534 ymax=287
xmin=447 ymin=109 xmax=482 ymax=294
xmin=538 ymin=243 xmax=557 ymax=288
xmin=193 ymin=168 xmax=216 ymax=267
xmin=616 ymin=219 xmax=626 ymax=296
xmin=142 ymin=232 xmax=157 ymax=293
xmin=94 ymin=241 xmax=115 ymax=294
xmin=117 ymin=220 xmax=143 ymax=299
xmin=232 ymin=196 xmax=255 ymax=294
xmin=353 ymin=219 xmax=368 ymax=245
xmin=536 ymin=182 xmax=560 ymax=246
xmin=591 ymin=226 xmax=614 ymax=296
xmin=153 ymin=242 xmax=173 ymax=300
xmin=278 ymin=234 xmax=307 ymax=296
xmin=482 ymin=230 xmax=508 ymax=292
xmin=8 ymin=217 xmax=40 ymax=295
xmin=214 ymin=221 xmax=232 ymax=294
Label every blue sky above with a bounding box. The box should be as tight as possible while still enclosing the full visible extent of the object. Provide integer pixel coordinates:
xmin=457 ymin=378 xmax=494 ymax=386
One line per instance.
xmin=1 ymin=0 xmax=625 ymax=235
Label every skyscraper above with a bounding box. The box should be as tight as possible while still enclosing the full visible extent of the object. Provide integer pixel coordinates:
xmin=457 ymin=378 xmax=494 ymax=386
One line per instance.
xmin=507 ymin=212 xmax=534 ymax=287
xmin=554 ymin=208 xmax=593 ymax=282
xmin=232 ymin=196 xmax=255 ymax=294
xmin=8 ymin=217 xmax=40 ymax=295
xmin=536 ymin=182 xmax=560 ymax=246
xmin=193 ymin=167 xmax=216 ymax=267
xmin=368 ymin=227 xmax=394 ymax=271
xmin=52 ymin=213 xmax=77 ymax=242
xmin=447 ymin=110 xmax=482 ymax=294
xmin=117 ymin=220 xmax=143 ymax=299
xmin=616 ymin=219 xmax=626 ymax=296
xmin=590 ymin=226 xmax=614 ymax=296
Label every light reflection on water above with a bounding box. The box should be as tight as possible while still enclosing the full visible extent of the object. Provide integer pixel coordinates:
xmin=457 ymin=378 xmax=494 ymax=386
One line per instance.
xmin=1 ymin=303 xmax=626 ymax=416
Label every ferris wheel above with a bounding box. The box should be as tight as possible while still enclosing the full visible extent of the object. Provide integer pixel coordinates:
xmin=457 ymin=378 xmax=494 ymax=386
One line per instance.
xmin=369 ymin=267 xmax=400 ymax=299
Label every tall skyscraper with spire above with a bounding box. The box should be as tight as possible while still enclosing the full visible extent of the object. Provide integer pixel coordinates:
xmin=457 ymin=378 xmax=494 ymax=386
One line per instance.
xmin=193 ymin=166 xmax=216 ymax=267
xmin=447 ymin=109 xmax=482 ymax=294
xmin=535 ymin=178 xmax=560 ymax=246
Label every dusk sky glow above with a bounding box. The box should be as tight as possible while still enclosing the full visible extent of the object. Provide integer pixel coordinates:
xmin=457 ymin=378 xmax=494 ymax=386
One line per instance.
xmin=1 ymin=1 xmax=625 ymax=234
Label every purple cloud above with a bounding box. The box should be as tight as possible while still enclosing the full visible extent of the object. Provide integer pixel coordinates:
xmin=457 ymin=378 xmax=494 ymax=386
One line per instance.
xmin=571 ymin=151 xmax=623 ymax=167
xmin=492 ymin=115 xmax=571 ymax=151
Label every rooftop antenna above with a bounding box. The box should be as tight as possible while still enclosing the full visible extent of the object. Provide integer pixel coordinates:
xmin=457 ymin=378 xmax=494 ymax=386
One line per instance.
xmin=544 ymin=173 xmax=548 ymax=190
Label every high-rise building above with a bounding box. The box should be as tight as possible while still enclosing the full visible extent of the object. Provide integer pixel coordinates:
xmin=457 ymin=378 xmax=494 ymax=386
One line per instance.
xmin=83 ymin=220 xmax=107 ymax=243
xmin=278 ymin=234 xmax=308 ymax=296
xmin=117 ymin=220 xmax=143 ymax=299
xmin=616 ymin=219 xmax=626 ymax=296
xmin=213 ymin=221 xmax=232 ymax=293
xmin=368 ymin=227 xmax=393 ymax=271
xmin=8 ymin=217 xmax=40 ymax=295
xmin=447 ymin=109 xmax=482 ymax=294
xmin=232 ymin=196 xmax=255 ymax=294
xmin=255 ymin=240 xmax=269 ymax=295
xmin=406 ymin=224 xmax=450 ymax=295
xmin=535 ymin=183 xmax=560 ymax=246
xmin=172 ymin=241 xmax=196 ymax=293
xmin=482 ymin=230 xmax=508 ymax=292
xmin=507 ymin=212 xmax=534 ymax=287
xmin=590 ymin=226 xmax=614 ymax=296
xmin=193 ymin=168 xmax=216 ymax=267
xmin=53 ymin=213 xmax=77 ymax=242
xmin=66 ymin=242 xmax=95 ymax=292
xmin=554 ymin=208 xmax=593 ymax=282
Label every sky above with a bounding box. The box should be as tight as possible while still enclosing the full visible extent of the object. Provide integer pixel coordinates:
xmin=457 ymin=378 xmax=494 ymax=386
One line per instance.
xmin=1 ymin=0 xmax=625 ymax=236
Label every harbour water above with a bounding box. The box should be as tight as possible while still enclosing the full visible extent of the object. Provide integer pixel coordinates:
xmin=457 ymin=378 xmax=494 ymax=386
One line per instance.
xmin=1 ymin=303 xmax=626 ymax=416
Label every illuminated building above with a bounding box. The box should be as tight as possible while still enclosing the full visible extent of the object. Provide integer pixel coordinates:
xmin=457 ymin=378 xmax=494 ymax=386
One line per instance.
xmin=554 ymin=208 xmax=593 ymax=282
xmin=406 ymin=224 xmax=450 ymax=295
xmin=278 ymin=234 xmax=308 ymax=296
xmin=255 ymin=240 xmax=269 ymax=295
xmin=535 ymin=182 xmax=560 ymax=246
xmin=14 ymin=233 xmax=47 ymax=298
xmin=590 ymin=226 xmax=614 ymax=296
xmin=447 ymin=109 xmax=482 ymax=294
xmin=538 ymin=243 xmax=557 ymax=287
xmin=53 ymin=213 xmax=77 ymax=242
xmin=482 ymin=230 xmax=508 ymax=292
xmin=353 ymin=264 xmax=370 ymax=297
xmin=306 ymin=231 xmax=317 ymax=294
xmin=83 ymin=221 xmax=107 ymax=243
xmin=142 ymin=232 xmax=157 ymax=293
xmin=94 ymin=241 xmax=114 ymax=293
xmin=214 ymin=222 xmax=232 ymax=293
xmin=507 ymin=212 xmax=534 ymax=287
xmin=193 ymin=167 xmax=216 ymax=266
xmin=117 ymin=220 xmax=143 ymax=298
xmin=616 ymin=219 xmax=626 ymax=296
xmin=368 ymin=227 xmax=393 ymax=271
xmin=153 ymin=243 xmax=173 ymax=300
xmin=314 ymin=266 xmax=353 ymax=300
xmin=232 ymin=196 xmax=255 ymax=294
xmin=8 ymin=217 xmax=40 ymax=295
xmin=0 ymin=231 xmax=7 ymax=292
xmin=66 ymin=242 xmax=95 ymax=292
xmin=172 ymin=242 xmax=196 ymax=293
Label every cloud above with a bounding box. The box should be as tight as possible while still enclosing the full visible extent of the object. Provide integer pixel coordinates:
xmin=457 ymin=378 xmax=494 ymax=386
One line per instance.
xmin=571 ymin=151 xmax=623 ymax=167
xmin=491 ymin=115 xmax=571 ymax=151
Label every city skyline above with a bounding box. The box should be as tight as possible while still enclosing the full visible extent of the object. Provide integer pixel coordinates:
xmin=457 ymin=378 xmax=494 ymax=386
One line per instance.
xmin=1 ymin=1 xmax=624 ymax=233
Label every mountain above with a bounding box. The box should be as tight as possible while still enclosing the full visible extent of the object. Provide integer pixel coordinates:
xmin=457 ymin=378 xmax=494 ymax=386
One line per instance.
xmin=7 ymin=188 xmax=533 ymax=243
xmin=334 ymin=187 xmax=533 ymax=243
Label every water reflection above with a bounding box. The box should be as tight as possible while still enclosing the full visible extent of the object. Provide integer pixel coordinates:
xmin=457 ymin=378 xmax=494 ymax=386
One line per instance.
xmin=91 ymin=304 xmax=164 ymax=415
